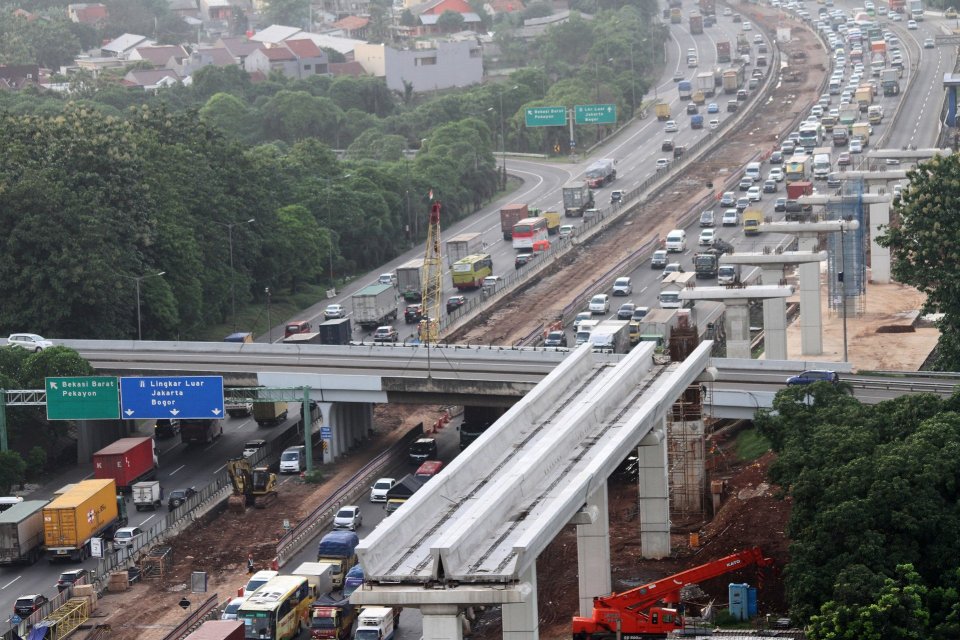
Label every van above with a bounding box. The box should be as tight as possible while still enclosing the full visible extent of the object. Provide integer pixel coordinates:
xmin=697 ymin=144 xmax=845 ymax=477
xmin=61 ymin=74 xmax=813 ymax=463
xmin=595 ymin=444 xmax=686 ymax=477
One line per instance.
xmin=665 ymin=229 xmax=686 ymax=253
xmin=744 ymin=162 xmax=762 ymax=181
xmin=279 ymin=445 xmax=306 ymax=474
xmin=414 ymin=460 xmax=444 ymax=481
xmin=575 ymin=320 xmax=599 ymax=346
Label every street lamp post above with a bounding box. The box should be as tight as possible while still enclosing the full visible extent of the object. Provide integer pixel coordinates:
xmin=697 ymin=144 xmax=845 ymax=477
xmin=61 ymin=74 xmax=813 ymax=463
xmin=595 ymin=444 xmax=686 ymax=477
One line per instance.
xmin=265 ymin=287 xmax=272 ymax=343
xmin=839 ymin=222 xmax=848 ymax=362
xmin=215 ymin=218 xmax=255 ymax=332
xmin=125 ymin=271 xmax=166 ymax=341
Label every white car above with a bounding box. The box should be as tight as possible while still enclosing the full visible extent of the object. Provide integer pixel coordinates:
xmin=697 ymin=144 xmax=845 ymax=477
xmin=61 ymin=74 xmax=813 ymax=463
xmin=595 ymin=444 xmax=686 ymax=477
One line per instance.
xmin=891 ymin=11 xmax=902 ymax=20
xmin=722 ymin=209 xmax=740 ymax=226
xmin=742 ymin=21 xmax=752 ymax=30
xmin=324 ymin=304 xmax=345 ymax=319
xmin=656 ymin=158 xmax=671 ymax=171
xmin=333 ymin=505 xmax=362 ymax=531
xmin=221 ymin=597 xmax=246 ymax=621
xmin=709 ymin=118 xmax=720 ymax=130
xmin=768 ymin=167 xmax=784 ymax=182
xmin=112 ymin=527 xmax=143 ymax=549
xmin=850 ymin=139 xmax=863 ymax=153
xmin=573 ymin=311 xmax=592 ymax=329
xmin=243 ymin=571 xmax=278 ymax=597
xmin=5 ymin=333 xmax=53 ymax=352
xmin=370 ymin=478 xmax=396 ymax=502
xmin=746 ymin=186 xmax=762 ymax=202
xmin=558 ymin=224 xmax=574 ymax=239
xmin=612 ymin=277 xmax=633 ymax=296
xmin=698 ymin=229 xmax=716 ymax=246
xmin=907 ymin=19 xmax=918 ymax=29
xmin=589 ymin=294 xmax=610 ymax=315
xmin=378 ymin=273 xmax=397 ymax=286
xmin=664 ymin=120 xmax=679 ymax=133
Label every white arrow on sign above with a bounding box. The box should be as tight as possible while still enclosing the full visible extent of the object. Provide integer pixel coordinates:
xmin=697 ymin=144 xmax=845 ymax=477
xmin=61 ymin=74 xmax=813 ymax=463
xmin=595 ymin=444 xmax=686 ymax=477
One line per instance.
xmin=170 ymin=409 xmax=180 ymax=416
xmin=125 ymin=409 xmax=135 ymax=417
xmin=212 ymin=408 xmax=222 ymax=416
xmin=49 ymin=381 xmax=59 ymax=390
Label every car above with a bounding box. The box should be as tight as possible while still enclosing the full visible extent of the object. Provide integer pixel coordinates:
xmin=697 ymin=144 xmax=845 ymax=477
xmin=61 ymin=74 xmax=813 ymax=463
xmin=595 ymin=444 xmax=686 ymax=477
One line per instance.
xmin=5 ymin=333 xmax=52 ymax=352
xmin=786 ymin=369 xmax=840 ymax=385
xmin=589 ymin=294 xmax=610 ymax=314
xmin=781 ymin=141 xmax=796 ymax=155
xmin=13 ymin=595 xmax=48 ymax=618
xmin=788 ymin=131 xmax=801 ymax=143
xmin=827 ymin=173 xmax=843 ymax=188
xmin=774 ymin=197 xmax=788 ymax=212
xmin=737 ymin=89 xmax=748 ymax=101
xmin=612 ymin=277 xmax=633 ymax=296
xmin=947 ymin=6 xmax=957 ymax=17
xmin=673 ymin=71 xmax=684 ymax=82
xmin=333 ymin=505 xmax=362 ymax=530
xmin=56 ymin=569 xmax=89 ymax=593
xmin=664 ymin=120 xmax=679 ymax=133
xmin=446 ymin=295 xmax=466 ymax=313
xmin=482 ymin=275 xmax=503 ymax=291
xmin=650 ymin=249 xmax=669 ymax=268
xmin=747 ymin=186 xmax=762 ymax=202
xmin=661 ymin=139 xmax=675 ymax=151
xmin=656 ymin=158 xmax=671 ymax=171
xmin=323 ymin=304 xmax=345 ymax=320
xmin=699 ymin=210 xmax=715 ymax=227
xmin=243 ymin=570 xmax=279 ymax=597
xmin=743 ymin=21 xmax=752 ymax=30
xmin=720 ymin=191 xmax=737 ymax=207
xmin=837 ymin=152 xmax=852 ymax=166
xmin=849 ymin=139 xmax=863 ymax=154
xmin=885 ymin=158 xmax=902 ymax=166
xmin=686 ymin=103 xmax=699 ymax=115
xmin=573 ymin=311 xmax=593 ymax=329
xmin=168 ymin=487 xmax=197 ymax=509
xmin=907 ymin=18 xmax=918 ymax=28
xmin=736 ymin=197 xmax=750 ymax=212
xmin=610 ymin=190 xmax=624 ymax=204
xmin=687 ymin=55 xmax=698 ymax=68
xmin=617 ymin=303 xmax=636 ymax=320
xmin=811 ymin=105 xmax=824 ymax=117
xmin=727 ymin=100 xmax=739 ymax=113
xmin=113 ymin=526 xmax=144 ymax=548
xmin=221 ymin=597 xmax=246 ymax=621
xmin=722 ymin=209 xmax=740 ymax=226
xmin=404 ymin=303 xmax=422 ymax=324
xmin=923 ymin=37 xmax=934 ymax=49
xmin=154 ymin=419 xmax=180 ymax=439
xmin=558 ymin=224 xmax=574 ymax=240
xmin=661 ymin=263 xmax=685 ymax=279
xmin=709 ymin=119 xmax=720 ymax=130
xmin=514 ymin=252 xmax=534 ymax=268
xmin=543 ymin=330 xmax=567 ymax=347
xmin=698 ymin=229 xmax=716 ymax=246
xmin=370 ymin=477 xmax=396 ymax=502
xmin=768 ymin=167 xmax=784 ymax=182
xmin=769 ymin=150 xmax=784 ymax=165
xmin=723 ymin=6 xmax=732 ymax=15
xmin=738 ymin=177 xmax=754 ymax=191
xmin=378 ymin=273 xmax=397 ymax=286
xmin=763 ymin=179 xmax=778 ymax=193
xmin=372 ymin=325 xmax=398 ymax=343
xmin=889 ymin=10 xmax=901 ymax=19
xmin=753 ymin=34 xmax=763 ymax=43
xmin=707 ymin=102 xmax=719 ymax=114
xmin=242 ymin=439 xmax=267 ymax=458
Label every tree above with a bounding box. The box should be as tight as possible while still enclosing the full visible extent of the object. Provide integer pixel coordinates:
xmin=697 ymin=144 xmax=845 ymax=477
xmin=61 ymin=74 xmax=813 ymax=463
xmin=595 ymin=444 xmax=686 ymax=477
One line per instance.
xmin=400 ymin=9 xmax=417 ymax=26
xmin=25 ymin=447 xmax=47 ymax=480
xmin=437 ymin=10 xmax=466 ymax=31
xmin=0 ymin=451 xmax=26 ymax=494
xmin=876 ymin=153 xmax=960 ymax=369
xmin=262 ymin=0 xmax=310 ymax=27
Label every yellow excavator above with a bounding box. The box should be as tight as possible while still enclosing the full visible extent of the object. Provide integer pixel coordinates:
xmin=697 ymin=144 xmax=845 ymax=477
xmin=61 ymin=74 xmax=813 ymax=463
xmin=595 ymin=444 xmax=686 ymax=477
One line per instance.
xmin=226 ymin=457 xmax=278 ymax=512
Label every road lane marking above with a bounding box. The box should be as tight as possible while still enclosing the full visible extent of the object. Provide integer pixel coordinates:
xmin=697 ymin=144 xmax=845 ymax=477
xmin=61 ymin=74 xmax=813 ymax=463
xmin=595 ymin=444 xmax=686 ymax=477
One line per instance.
xmin=169 ymin=465 xmax=185 ymax=476
xmin=2 ymin=577 xmax=20 ymax=589
xmin=141 ymin=515 xmax=156 ymax=525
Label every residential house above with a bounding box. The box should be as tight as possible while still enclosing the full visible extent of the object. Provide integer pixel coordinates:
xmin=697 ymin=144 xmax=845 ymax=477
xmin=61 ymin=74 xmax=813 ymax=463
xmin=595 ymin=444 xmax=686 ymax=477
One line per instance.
xmin=287 ymin=32 xmax=365 ymax=59
xmin=167 ymin=0 xmax=202 ymax=20
xmin=317 ymin=0 xmax=372 ymax=21
xmin=353 ymin=39 xmax=482 ymax=92
xmin=248 ymin=24 xmax=303 ymax=44
xmin=407 ymin=0 xmax=482 ymax=34
xmin=101 ymin=33 xmax=152 ymax=58
xmin=329 ymin=15 xmax=369 ymax=39
xmin=0 ymin=65 xmax=40 ymax=90
xmin=177 ymin=45 xmax=238 ymax=76
xmin=518 ymin=10 xmax=589 ymax=39
xmin=128 ymin=45 xmax=189 ymax=69
xmin=218 ymin=36 xmax=261 ymax=65
xmin=484 ymin=0 xmax=523 ymax=15
xmin=243 ymin=40 xmax=328 ymax=79
xmin=67 ymin=3 xmax=108 ymax=24
xmin=123 ymin=68 xmax=181 ymax=90
xmin=329 ymin=61 xmax=366 ymax=77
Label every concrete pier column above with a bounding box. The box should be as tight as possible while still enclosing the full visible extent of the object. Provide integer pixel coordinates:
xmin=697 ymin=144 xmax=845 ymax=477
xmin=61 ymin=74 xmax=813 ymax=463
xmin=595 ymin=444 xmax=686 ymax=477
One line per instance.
xmin=760 ymin=267 xmax=788 ymax=360
xmin=637 ymin=425 xmax=670 ymax=559
xmin=316 ymin=401 xmax=337 ymax=461
xmin=870 ymin=183 xmax=891 ymax=283
xmin=796 ymin=236 xmax=823 ymax=355
xmin=575 ymin=482 xmax=611 ymax=616
xmin=421 ymin=604 xmax=464 ymax=640
xmin=503 ymin=564 xmax=539 ymax=640
xmin=724 ymin=298 xmax=752 ymax=359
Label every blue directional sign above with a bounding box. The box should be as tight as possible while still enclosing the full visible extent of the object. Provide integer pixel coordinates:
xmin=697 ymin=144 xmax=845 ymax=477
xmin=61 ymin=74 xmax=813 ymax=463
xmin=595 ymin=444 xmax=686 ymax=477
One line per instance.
xmin=119 ymin=376 xmax=224 ymax=420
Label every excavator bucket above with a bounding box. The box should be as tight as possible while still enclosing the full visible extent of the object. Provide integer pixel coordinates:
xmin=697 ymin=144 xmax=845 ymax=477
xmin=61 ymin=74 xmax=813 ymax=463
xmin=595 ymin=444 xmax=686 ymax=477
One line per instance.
xmin=228 ymin=494 xmax=247 ymax=513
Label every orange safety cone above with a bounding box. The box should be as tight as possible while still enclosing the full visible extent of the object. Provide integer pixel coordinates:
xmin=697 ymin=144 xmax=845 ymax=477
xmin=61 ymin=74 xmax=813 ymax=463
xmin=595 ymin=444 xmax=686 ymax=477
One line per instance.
xmin=271 ymin=558 xmax=279 ymax=571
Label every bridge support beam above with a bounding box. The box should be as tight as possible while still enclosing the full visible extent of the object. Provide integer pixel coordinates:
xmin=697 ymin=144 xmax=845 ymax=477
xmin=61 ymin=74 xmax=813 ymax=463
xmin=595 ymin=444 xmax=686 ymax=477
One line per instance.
xmin=421 ymin=604 xmax=464 ymax=640
xmin=502 ymin=565 xmax=539 ymax=640
xmin=795 ymin=237 xmax=823 ymax=355
xmin=575 ymin=482 xmax=611 ymax=617
xmin=320 ymin=402 xmax=374 ymax=462
xmin=724 ymin=299 xmax=752 ymax=359
xmin=760 ymin=268 xmax=788 ymax=361
xmin=869 ymin=182 xmax=891 ymax=284
xmin=637 ymin=425 xmax=671 ymax=559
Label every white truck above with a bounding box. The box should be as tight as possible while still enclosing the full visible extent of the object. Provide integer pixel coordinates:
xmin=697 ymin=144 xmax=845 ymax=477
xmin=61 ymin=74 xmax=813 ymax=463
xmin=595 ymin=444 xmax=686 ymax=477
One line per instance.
xmin=575 ymin=320 xmax=599 ymax=347
xmin=588 ymin=320 xmax=632 ymax=354
xmin=395 ymin=258 xmax=424 ymax=302
xmin=812 ymin=147 xmax=832 ymax=180
xmin=354 ymin=606 xmax=396 ymax=640
xmin=446 ymin=233 xmax=484 ymax=267
xmin=659 ymin=272 xmax=696 ymax=309
xmin=696 ymin=71 xmax=715 ymax=98
xmin=132 ymin=481 xmax=163 ymax=511
xmin=0 ymin=500 xmax=46 ymax=565
xmin=351 ymin=284 xmax=398 ymax=330
xmin=638 ymin=309 xmax=680 ymax=346
xmin=292 ymin=561 xmax=336 ymax=598
xmin=717 ymin=263 xmax=741 ymax=285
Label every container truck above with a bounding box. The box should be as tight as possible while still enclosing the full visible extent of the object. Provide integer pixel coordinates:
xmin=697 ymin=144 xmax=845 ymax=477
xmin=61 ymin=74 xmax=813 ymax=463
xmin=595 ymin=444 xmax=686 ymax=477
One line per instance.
xmin=254 ymin=401 xmax=288 ymax=427
xmin=395 ymin=258 xmax=424 ymax=302
xmin=851 ymin=122 xmax=871 ymax=146
xmin=890 ymin=0 xmax=905 ymax=11
xmin=92 ymin=437 xmax=157 ymax=490
xmin=637 ymin=309 xmax=679 ymax=346
xmin=539 ymin=209 xmax=561 ymax=234
xmin=318 ymin=318 xmax=351 ymax=345
xmin=691 ymin=114 xmax=704 ymax=129
xmin=132 ymin=481 xmax=162 ymax=511
xmin=689 ymin=13 xmax=703 ymax=33
xmin=354 ymin=607 xmax=397 ymax=640
xmin=678 ymin=80 xmax=692 ymax=100
xmin=716 ymin=41 xmax=731 ymax=63
xmin=351 ymin=283 xmax=398 ymax=330
xmin=855 ymin=85 xmax=873 ymax=112
xmin=655 ymin=102 xmax=671 ymax=120
xmin=180 ymin=419 xmax=223 ymax=445
xmin=812 ymin=148 xmax=832 ymax=180
xmin=43 ymin=479 xmax=127 ymax=562
xmin=588 ymin=320 xmax=631 ymax=354
xmin=696 ymin=72 xmax=715 ymax=98
xmin=562 ymin=182 xmax=593 ymax=217
xmin=585 ymin=159 xmax=617 ymax=188
xmin=722 ymin=68 xmax=741 ymax=94
xmin=0 ymin=500 xmax=47 ymax=565
xmin=499 ymin=203 xmax=529 ymax=238
xmin=316 ymin=531 xmax=359 ymax=587
xmin=839 ymin=105 xmax=859 ymax=130
xmin=446 ymin=233 xmax=484 ymax=267
xmin=670 ymin=7 xmax=682 ymax=23
xmin=785 ymin=155 xmax=812 ymax=182
xmin=183 ymin=621 xmax=244 ymax=640
xmin=881 ymin=68 xmax=900 ymax=96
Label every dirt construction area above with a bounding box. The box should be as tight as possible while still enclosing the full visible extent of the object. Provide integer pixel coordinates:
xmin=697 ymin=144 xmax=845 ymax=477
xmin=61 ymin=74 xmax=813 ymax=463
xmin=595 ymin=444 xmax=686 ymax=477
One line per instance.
xmin=92 ymin=3 xmax=938 ymax=638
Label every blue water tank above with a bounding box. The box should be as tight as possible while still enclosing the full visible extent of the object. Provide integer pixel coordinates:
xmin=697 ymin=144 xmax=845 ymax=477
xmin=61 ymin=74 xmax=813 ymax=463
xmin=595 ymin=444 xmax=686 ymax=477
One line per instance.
xmin=728 ymin=583 xmax=749 ymax=621
xmin=748 ymin=585 xmax=758 ymax=616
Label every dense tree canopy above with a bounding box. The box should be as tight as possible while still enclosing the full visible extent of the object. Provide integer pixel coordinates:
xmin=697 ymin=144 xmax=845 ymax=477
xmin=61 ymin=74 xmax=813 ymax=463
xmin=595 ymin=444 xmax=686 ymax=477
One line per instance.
xmin=755 ymin=384 xmax=960 ymax=635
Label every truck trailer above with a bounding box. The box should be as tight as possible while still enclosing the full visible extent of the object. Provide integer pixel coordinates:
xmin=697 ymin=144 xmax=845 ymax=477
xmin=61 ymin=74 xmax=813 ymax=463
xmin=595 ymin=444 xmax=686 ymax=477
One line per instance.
xmin=253 ymin=401 xmax=288 ymax=427
xmin=499 ymin=203 xmax=529 ymax=239
xmin=446 ymin=233 xmax=484 ymax=267
xmin=588 ymin=320 xmax=631 ymax=354
xmin=354 ymin=607 xmax=397 ymax=640
xmin=696 ymin=72 xmax=715 ymax=98
xmin=637 ymin=309 xmax=679 ymax=346
xmin=395 ymin=258 xmax=424 ymax=302
xmin=0 ymin=500 xmax=47 ymax=565
xmin=183 ymin=621 xmax=244 ymax=640
xmin=180 ymin=419 xmax=223 ymax=445
xmin=316 ymin=531 xmax=359 ymax=588
xmin=43 ymin=479 xmax=127 ymax=562
xmin=132 ymin=481 xmax=163 ymax=511
xmin=92 ymin=437 xmax=157 ymax=490
xmin=351 ymin=283 xmax=398 ymax=330
xmin=716 ymin=41 xmax=731 ymax=63
xmin=562 ymin=182 xmax=593 ymax=217
xmin=812 ymin=147 xmax=832 ymax=180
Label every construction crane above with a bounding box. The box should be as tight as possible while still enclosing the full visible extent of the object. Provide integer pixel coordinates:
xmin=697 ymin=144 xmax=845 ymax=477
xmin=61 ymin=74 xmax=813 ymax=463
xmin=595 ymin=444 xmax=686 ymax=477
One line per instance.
xmin=419 ymin=200 xmax=442 ymax=343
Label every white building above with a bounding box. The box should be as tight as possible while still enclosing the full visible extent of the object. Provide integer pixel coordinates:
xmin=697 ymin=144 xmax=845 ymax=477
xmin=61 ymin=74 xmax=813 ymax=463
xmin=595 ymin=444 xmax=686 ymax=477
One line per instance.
xmin=353 ymin=39 xmax=482 ymax=92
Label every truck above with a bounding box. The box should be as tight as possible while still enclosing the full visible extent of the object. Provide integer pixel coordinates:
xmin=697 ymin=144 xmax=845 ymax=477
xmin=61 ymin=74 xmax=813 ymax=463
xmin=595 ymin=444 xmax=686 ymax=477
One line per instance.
xmin=254 ymin=401 xmax=288 ymax=427
xmin=694 ymin=252 xmax=720 ymax=278
xmin=655 ymin=102 xmax=671 ymax=121
xmin=812 ymin=148 xmax=832 ymax=180
xmin=316 ymin=530 xmax=359 ymax=588
xmin=575 ymin=319 xmax=599 ymax=347
xmin=351 ymin=283 xmax=397 ymax=330
xmin=588 ymin=320 xmax=631 ymax=354
xmin=282 ymin=332 xmax=323 ymax=345
xmin=180 ymin=419 xmax=223 ymax=445
xmin=881 ymin=68 xmax=900 ymax=96
xmin=910 ymin=0 xmax=922 ymax=20
xmin=722 ymin=67 xmax=742 ymax=94
xmin=395 ymin=258 xmax=424 ymax=302
xmin=459 ymin=405 xmax=504 ymax=450
xmin=539 ymin=209 xmax=561 ymax=235
xmin=784 ymin=155 xmax=811 ymax=182
xmin=131 ymin=481 xmax=162 ymax=511
xmin=0 ymin=500 xmax=46 ymax=565
xmin=890 ymin=0 xmax=905 ymax=11
xmin=839 ymin=104 xmax=859 ymax=130
xmin=500 ymin=203 xmax=529 ymax=238
xmin=717 ymin=263 xmax=741 ymax=285
xmin=637 ymin=309 xmax=679 ymax=346
xmin=92 ymin=437 xmax=157 ymax=490
xmin=678 ymin=80 xmax=692 ymax=101
xmin=698 ymin=0 xmax=716 ymax=16
xmin=562 ymin=182 xmax=593 ymax=217
xmin=354 ymin=607 xmax=396 ymax=640
xmin=315 ymin=318 xmax=350 ymax=345
xmin=868 ymin=105 xmax=883 ymax=125
xmin=743 ymin=209 xmax=763 ymax=235
xmin=184 ymin=622 xmax=244 ymax=640
xmin=690 ymin=114 xmax=703 ymax=129
xmin=585 ymin=159 xmax=616 ymax=189
xmin=292 ymin=561 xmax=336 ymax=597
xmin=696 ymin=71 xmax=715 ymax=98
xmin=855 ymin=85 xmax=873 ymax=112
xmin=716 ymin=41 xmax=731 ymax=63
xmin=43 ymin=479 xmax=127 ymax=562
xmin=446 ymin=233 xmax=483 ymax=267
xmin=310 ymin=597 xmax=357 ymax=640
xmin=736 ymin=33 xmax=750 ymax=55
xmin=670 ymin=7 xmax=682 ymax=23
xmin=659 ymin=272 xmax=696 ymax=309
xmin=689 ymin=13 xmax=703 ymax=34
xmin=572 ymin=548 xmax=773 ymax=639
xmin=851 ymin=121 xmax=871 ymax=146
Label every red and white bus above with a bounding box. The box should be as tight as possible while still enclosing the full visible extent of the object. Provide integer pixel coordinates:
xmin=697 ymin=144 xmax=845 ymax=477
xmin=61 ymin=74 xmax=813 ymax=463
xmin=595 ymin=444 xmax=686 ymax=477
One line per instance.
xmin=512 ymin=217 xmax=549 ymax=251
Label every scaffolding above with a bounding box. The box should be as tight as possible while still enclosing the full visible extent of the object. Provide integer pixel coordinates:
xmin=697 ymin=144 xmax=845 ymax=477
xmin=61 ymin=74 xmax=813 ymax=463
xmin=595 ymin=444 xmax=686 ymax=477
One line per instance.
xmin=825 ymin=177 xmax=867 ymax=316
xmin=139 ymin=545 xmax=174 ymax=580
xmin=667 ymin=384 xmax=708 ymax=523
xmin=35 ymin=598 xmax=90 ymax=640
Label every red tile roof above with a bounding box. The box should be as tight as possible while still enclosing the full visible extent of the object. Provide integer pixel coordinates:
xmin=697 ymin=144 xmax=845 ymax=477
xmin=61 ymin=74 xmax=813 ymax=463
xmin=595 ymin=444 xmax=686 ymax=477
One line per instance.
xmin=284 ymin=38 xmax=322 ymax=57
xmin=331 ymin=15 xmax=369 ymax=30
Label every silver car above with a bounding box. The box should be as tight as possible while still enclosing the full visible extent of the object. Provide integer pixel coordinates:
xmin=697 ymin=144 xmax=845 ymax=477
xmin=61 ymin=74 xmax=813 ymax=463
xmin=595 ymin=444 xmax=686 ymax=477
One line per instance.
xmin=5 ymin=333 xmax=53 ymax=352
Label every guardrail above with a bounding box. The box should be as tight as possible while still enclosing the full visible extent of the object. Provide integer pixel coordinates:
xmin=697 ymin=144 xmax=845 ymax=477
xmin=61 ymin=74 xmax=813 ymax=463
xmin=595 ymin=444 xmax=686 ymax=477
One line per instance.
xmin=275 ymin=425 xmax=424 ymax=566
xmin=160 ymin=593 xmax=219 ymax=640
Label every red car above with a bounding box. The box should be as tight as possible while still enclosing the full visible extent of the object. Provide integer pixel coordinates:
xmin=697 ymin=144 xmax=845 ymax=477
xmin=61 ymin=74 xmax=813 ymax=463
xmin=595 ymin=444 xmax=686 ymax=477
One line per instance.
xmin=837 ymin=152 xmax=852 ymax=167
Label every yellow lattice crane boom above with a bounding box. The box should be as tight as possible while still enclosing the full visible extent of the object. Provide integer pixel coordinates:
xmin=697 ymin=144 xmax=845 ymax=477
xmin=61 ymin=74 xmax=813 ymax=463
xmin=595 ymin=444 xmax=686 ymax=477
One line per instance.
xmin=419 ymin=200 xmax=442 ymax=343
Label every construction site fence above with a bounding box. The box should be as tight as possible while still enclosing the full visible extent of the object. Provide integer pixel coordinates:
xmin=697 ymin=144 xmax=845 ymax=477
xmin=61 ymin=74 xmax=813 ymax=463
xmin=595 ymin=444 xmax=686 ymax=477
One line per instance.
xmin=159 ymin=594 xmax=220 ymax=640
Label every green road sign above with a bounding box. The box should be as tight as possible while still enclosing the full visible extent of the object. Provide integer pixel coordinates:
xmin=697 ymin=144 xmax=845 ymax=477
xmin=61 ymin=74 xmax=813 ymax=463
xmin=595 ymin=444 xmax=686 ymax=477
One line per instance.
xmin=45 ymin=376 xmax=120 ymax=420
xmin=575 ymin=104 xmax=617 ymax=125
xmin=524 ymin=106 xmax=567 ymax=127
